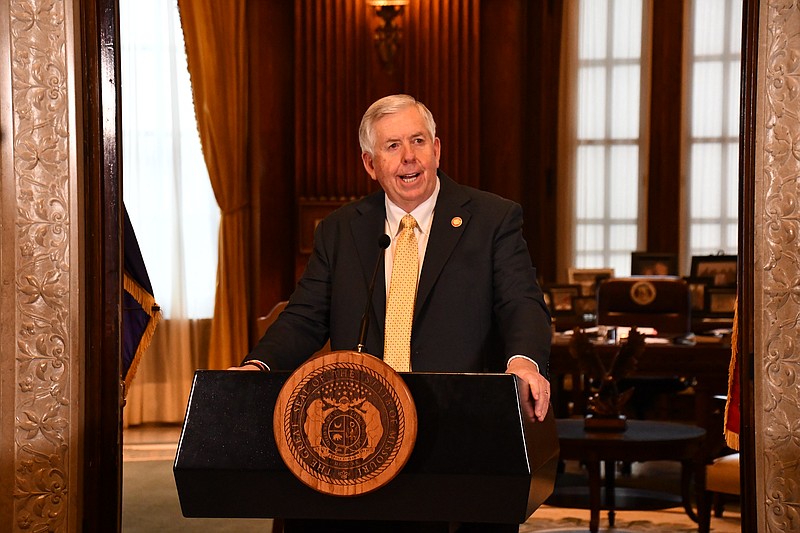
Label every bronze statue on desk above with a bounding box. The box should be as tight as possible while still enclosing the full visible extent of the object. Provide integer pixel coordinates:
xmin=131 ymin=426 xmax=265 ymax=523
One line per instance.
xmin=569 ymin=328 xmax=645 ymax=431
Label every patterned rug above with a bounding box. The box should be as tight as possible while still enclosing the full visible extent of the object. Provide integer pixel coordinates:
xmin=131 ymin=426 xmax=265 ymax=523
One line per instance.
xmin=522 ymin=516 xmax=696 ymax=532
xmin=523 ymin=505 xmax=741 ymax=533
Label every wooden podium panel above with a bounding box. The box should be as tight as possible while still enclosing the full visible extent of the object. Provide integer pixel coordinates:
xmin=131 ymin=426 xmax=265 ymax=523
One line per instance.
xmin=173 ymin=371 xmax=559 ymax=524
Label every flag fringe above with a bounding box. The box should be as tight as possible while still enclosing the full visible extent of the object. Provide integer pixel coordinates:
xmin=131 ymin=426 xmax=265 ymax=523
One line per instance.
xmin=723 ymin=298 xmax=740 ymax=451
xmin=724 ymin=426 xmax=739 ymax=451
xmin=123 ymin=273 xmax=163 ymax=394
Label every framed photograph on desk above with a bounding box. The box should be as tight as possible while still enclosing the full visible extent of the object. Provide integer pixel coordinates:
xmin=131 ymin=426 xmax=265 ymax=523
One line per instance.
xmin=684 ymin=276 xmax=713 ymax=313
xmin=574 ymin=296 xmax=597 ymax=314
xmin=690 ymin=255 xmax=737 ymax=286
xmin=705 ymin=287 xmax=736 ymax=317
xmin=547 ymin=285 xmax=581 ymax=316
xmin=630 ymin=252 xmax=678 ymax=276
xmin=567 ymin=268 xmax=615 ymax=297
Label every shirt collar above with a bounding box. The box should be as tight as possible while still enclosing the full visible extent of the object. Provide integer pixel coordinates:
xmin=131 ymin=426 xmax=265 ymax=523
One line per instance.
xmin=385 ymin=177 xmax=440 ymax=237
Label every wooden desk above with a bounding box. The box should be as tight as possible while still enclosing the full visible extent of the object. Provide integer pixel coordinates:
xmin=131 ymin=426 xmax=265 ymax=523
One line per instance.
xmin=549 ymin=338 xmax=731 ymax=432
xmin=551 ymin=419 xmax=707 ymax=533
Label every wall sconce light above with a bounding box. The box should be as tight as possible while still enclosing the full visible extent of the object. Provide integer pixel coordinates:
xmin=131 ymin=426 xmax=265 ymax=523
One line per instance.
xmin=369 ymin=0 xmax=409 ymax=73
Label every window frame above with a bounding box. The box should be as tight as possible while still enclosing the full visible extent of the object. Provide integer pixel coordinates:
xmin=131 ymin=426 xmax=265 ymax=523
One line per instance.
xmin=681 ymin=0 xmax=743 ymax=270
xmin=557 ymin=0 xmax=653 ymax=280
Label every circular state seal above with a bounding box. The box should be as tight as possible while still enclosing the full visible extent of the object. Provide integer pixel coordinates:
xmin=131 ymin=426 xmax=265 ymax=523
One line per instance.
xmin=273 ymin=351 xmax=417 ymax=496
xmin=630 ymin=280 xmax=657 ymax=306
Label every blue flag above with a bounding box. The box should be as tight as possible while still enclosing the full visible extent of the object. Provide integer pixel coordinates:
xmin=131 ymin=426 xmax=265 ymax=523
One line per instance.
xmin=123 ymin=205 xmax=162 ymax=395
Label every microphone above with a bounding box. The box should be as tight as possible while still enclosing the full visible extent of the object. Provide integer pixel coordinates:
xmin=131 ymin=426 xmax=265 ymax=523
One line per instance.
xmin=356 ymin=234 xmax=391 ymax=353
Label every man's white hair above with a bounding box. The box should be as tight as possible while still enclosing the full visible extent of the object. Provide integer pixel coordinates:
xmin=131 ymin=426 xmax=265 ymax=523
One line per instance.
xmin=358 ymin=94 xmax=437 ymax=156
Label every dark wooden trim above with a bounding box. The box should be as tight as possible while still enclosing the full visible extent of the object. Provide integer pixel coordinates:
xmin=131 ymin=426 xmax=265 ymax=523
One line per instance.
xmin=249 ymin=0 xmax=296 ymax=332
xmin=480 ymin=0 xmax=525 ymax=201
xmin=80 ymin=0 xmax=123 ymax=530
xmin=737 ymin=0 xmax=759 ymax=530
xmin=646 ymin=0 xmax=685 ymax=254
xmin=480 ymin=0 xmax=562 ymax=283
xmin=523 ymin=0 xmax=562 ymax=284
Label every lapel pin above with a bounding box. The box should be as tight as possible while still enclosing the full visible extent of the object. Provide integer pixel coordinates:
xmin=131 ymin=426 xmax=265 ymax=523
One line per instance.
xmin=451 ymin=217 xmax=462 ymax=228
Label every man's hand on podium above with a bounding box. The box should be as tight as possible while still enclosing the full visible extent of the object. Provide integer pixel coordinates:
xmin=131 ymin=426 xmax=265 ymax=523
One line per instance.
xmin=506 ymin=358 xmax=550 ymax=422
xmin=227 ymin=360 xmax=269 ymax=371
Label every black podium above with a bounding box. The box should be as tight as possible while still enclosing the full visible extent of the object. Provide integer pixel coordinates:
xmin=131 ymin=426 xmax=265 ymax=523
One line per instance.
xmin=174 ymin=370 xmax=559 ymax=524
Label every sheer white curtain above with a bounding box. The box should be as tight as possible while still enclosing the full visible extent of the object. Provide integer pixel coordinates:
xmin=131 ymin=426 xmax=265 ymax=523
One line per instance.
xmin=120 ymin=0 xmax=220 ymax=425
xmin=686 ymin=0 xmax=742 ymax=259
xmin=558 ymin=0 xmax=648 ymax=279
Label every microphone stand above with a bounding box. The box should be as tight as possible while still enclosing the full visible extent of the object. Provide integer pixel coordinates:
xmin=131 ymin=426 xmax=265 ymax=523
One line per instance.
xmin=356 ymin=234 xmax=391 ymax=353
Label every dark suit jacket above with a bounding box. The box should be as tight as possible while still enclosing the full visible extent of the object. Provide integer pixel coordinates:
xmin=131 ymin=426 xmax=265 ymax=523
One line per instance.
xmin=248 ymin=172 xmax=551 ymax=375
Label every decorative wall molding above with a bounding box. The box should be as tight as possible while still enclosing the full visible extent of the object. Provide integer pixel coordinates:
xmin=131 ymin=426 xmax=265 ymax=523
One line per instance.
xmin=756 ymin=1 xmax=800 ymax=531
xmin=7 ymin=0 xmax=78 ymax=530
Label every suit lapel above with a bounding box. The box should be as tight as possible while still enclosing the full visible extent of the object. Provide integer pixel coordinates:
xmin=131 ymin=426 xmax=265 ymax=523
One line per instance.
xmin=351 ymin=175 xmax=470 ymax=335
xmin=415 ymin=174 xmax=470 ymax=320
xmin=351 ymin=193 xmax=388 ymax=337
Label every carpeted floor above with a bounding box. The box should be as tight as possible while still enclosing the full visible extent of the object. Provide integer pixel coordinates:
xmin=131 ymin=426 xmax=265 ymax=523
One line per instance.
xmin=123 ymin=459 xmax=274 ymax=532
xmin=122 ymin=425 xmax=741 ymax=532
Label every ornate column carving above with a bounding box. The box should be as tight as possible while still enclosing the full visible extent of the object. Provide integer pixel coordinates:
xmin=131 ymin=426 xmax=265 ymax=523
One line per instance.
xmin=755 ymin=1 xmax=800 ymax=531
xmin=2 ymin=0 xmax=81 ymax=530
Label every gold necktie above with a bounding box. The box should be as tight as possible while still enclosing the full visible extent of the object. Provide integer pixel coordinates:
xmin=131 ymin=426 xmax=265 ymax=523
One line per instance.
xmin=384 ymin=215 xmax=418 ymax=372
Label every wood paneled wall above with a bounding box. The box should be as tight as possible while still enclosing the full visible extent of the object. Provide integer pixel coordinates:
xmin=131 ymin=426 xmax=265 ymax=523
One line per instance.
xmin=294 ymin=0 xmax=373 ymax=199
xmin=403 ymin=0 xmax=481 ymax=188
xmin=293 ymin=0 xmax=481 ymax=201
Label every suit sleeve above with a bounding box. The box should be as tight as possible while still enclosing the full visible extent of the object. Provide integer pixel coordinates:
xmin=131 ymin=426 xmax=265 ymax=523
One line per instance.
xmin=491 ymin=202 xmax=552 ymax=377
xmin=245 ymin=218 xmax=334 ymax=370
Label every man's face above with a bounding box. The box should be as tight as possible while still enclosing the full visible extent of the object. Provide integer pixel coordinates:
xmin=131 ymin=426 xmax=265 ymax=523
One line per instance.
xmin=361 ymin=106 xmax=441 ymax=213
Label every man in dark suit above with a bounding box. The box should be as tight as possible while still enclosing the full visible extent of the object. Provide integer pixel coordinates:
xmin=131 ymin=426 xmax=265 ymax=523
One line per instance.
xmin=232 ymin=94 xmax=552 ymax=532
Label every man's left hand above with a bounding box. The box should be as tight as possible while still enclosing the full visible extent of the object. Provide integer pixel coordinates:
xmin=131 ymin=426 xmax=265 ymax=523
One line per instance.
xmin=506 ymin=358 xmax=550 ymax=422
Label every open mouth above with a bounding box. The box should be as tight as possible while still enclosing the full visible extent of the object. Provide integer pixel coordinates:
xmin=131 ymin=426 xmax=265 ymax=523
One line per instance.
xmin=399 ymin=172 xmax=420 ymax=183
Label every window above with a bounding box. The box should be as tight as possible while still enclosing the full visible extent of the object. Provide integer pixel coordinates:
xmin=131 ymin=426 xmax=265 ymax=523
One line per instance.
xmin=562 ymin=0 xmax=742 ymax=278
xmin=568 ymin=0 xmax=648 ymax=277
xmin=686 ymin=0 xmax=743 ymax=258
xmin=120 ymin=0 xmax=220 ymax=319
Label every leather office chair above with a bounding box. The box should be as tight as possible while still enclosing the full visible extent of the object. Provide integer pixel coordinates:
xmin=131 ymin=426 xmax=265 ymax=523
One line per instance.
xmin=597 ymin=276 xmax=691 ymax=338
xmin=596 ymin=277 xmax=694 ymax=420
xmin=698 ymin=394 xmax=740 ymax=532
xmin=699 ymin=452 xmax=740 ymax=532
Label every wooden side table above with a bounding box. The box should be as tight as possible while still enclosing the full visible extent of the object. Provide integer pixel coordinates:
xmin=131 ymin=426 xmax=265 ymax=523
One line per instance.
xmin=553 ymin=419 xmax=707 ymax=533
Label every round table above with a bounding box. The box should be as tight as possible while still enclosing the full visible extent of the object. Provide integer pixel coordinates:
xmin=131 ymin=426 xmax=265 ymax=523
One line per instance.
xmin=552 ymin=419 xmax=707 ymax=533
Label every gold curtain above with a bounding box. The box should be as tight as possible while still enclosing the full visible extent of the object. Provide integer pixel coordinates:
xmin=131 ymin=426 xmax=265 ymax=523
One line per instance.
xmin=177 ymin=0 xmax=250 ymax=368
xmin=123 ymin=319 xmax=211 ymax=426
